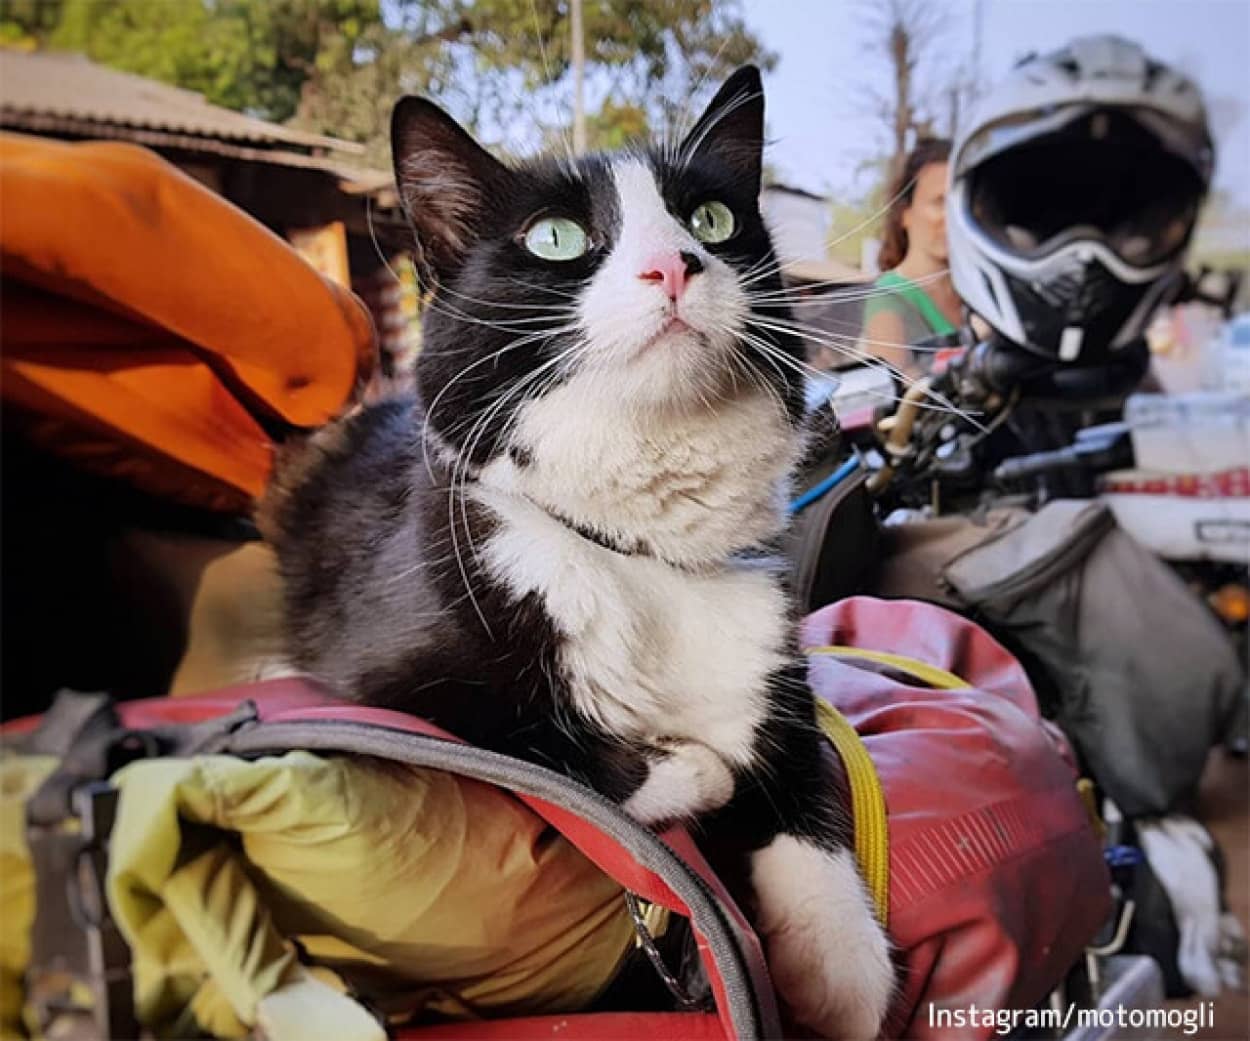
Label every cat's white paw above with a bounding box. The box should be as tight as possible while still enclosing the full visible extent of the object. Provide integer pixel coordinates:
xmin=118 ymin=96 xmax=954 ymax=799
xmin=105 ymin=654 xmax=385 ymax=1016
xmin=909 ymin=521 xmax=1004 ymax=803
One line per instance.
xmin=751 ymin=835 xmax=893 ymax=1040
xmin=622 ymin=739 xmax=735 ymax=825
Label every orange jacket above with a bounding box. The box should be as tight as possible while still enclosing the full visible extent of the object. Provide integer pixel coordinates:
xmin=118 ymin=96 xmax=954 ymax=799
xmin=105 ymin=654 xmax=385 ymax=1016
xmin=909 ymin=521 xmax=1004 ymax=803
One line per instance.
xmin=1 ymin=132 xmax=375 ymax=512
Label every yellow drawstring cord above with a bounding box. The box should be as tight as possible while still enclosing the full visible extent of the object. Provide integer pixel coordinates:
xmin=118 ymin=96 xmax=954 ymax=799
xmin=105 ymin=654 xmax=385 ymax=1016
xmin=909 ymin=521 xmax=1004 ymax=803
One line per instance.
xmin=806 ymin=646 xmax=969 ymax=928
xmin=806 ymin=646 xmax=971 ymax=691
xmin=812 ymin=698 xmax=890 ymax=927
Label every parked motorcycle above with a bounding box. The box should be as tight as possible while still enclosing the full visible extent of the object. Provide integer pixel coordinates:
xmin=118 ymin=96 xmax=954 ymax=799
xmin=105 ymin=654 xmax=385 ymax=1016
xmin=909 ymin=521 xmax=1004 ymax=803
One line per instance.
xmin=790 ymin=34 xmax=1248 ymax=1024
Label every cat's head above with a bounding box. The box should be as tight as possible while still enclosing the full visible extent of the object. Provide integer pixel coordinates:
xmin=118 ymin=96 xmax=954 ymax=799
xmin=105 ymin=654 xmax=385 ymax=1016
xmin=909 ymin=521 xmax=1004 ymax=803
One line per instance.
xmin=392 ymin=66 xmax=804 ymax=468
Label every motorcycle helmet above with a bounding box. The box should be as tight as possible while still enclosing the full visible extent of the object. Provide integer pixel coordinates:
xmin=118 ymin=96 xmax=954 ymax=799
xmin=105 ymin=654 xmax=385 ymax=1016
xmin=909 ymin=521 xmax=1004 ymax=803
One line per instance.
xmin=948 ymin=35 xmax=1214 ymax=362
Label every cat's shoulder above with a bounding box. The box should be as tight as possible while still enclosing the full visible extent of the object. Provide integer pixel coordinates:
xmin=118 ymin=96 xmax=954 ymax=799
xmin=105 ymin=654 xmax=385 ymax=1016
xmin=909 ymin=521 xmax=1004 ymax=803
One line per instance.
xmin=256 ymin=392 xmax=425 ymax=546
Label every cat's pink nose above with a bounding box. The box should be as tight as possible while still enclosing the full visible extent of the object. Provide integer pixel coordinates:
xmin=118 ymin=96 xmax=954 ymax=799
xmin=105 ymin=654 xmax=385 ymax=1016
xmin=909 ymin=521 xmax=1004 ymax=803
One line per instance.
xmin=638 ymin=250 xmax=705 ymax=300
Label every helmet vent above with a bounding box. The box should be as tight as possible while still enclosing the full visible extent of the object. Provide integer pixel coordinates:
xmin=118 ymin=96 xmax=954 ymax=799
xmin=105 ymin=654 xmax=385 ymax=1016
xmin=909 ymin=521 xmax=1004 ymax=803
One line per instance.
xmin=981 ymin=271 xmax=1000 ymax=309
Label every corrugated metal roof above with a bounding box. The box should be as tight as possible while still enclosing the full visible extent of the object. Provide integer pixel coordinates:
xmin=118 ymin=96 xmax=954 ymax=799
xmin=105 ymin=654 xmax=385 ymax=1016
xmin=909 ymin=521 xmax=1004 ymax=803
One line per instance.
xmin=0 ymin=49 xmax=364 ymax=155
xmin=5 ymin=111 xmax=390 ymax=189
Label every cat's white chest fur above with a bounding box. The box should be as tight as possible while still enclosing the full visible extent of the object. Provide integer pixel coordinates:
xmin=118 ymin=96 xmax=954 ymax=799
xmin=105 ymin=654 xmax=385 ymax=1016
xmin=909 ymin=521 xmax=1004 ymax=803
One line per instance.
xmin=476 ymin=492 xmax=787 ymax=768
xmin=474 ymin=383 xmax=798 ymax=777
xmin=490 ymin=380 xmax=799 ymax=567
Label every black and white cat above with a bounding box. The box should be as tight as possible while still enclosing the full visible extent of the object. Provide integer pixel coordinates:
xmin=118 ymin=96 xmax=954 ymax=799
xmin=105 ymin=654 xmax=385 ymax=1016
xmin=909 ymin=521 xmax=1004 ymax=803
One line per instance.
xmin=263 ymin=67 xmax=893 ymax=1039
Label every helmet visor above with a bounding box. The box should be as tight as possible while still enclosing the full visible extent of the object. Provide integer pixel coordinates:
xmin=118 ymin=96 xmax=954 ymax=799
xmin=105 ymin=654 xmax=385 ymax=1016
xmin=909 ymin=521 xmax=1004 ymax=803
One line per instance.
xmin=967 ymin=109 xmax=1205 ymax=267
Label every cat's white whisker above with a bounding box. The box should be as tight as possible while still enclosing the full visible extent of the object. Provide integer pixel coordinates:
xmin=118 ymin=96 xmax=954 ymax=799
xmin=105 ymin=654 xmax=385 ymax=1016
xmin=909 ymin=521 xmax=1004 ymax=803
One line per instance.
xmin=744 ymin=310 xmax=953 ymax=355
xmin=448 ymin=339 xmax=592 ymax=585
xmin=740 ymin=323 xmax=982 ymax=427
xmin=419 ymin=322 xmax=581 ymax=483
xmin=443 ymin=360 xmax=566 ymax=635
xmin=676 ymin=86 xmax=760 ymax=172
xmin=741 ymin=266 xmax=950 ymax=302
xmin=525 ymin=0 xmax=578 ymax=166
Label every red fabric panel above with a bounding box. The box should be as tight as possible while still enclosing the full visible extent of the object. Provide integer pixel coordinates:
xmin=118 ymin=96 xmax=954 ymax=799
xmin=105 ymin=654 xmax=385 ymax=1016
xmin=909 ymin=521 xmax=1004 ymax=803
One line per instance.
xmin=396 ymin=1012 xmax=725 ymax=1040
xmin=123 ymin=680 xmax=337 ymax=727
xmin=803 ymin=598 xmax=1111 ymax=1039
xmin=0 ymin=687 xmax=324 ymax=736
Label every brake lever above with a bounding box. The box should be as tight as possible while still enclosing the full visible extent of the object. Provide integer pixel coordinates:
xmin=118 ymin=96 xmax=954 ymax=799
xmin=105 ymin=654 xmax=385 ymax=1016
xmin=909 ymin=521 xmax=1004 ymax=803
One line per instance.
xmin=993 ymin=422 xmax=1135 ymax=483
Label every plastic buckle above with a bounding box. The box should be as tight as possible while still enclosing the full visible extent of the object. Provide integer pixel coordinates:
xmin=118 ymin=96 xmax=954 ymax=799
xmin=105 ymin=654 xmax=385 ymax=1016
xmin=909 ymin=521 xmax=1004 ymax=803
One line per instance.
xmin=75 ymin=783 xmax=136 ymax=1040
xmin=25 ymin=782 xmax=137 ymax=1041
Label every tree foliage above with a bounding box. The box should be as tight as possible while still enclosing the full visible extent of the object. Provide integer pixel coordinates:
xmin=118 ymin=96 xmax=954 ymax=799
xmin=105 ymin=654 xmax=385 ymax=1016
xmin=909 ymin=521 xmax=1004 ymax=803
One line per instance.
xmin=295 ymin=0 xmax=776 ymax=163
xmin=3 ymin=0 xmax=377 ymax=121
xmin=4 ymin=0 xmax=774 ymax=165
xmin=0 ymin=0 xmax=61 ymax=47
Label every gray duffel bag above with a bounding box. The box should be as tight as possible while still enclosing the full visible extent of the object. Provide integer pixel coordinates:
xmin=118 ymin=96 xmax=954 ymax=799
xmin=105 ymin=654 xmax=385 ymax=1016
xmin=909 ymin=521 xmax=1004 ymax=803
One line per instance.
xmin=872 ymin=499 xmax=1246 ymax=817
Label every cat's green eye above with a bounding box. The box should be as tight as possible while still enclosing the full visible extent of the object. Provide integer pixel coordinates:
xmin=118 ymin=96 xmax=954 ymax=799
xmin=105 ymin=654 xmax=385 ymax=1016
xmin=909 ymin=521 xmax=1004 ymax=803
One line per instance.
xmin=689 ymin=201 xmax=736 ymax=244
xmin=523 ymin=217 xmax=590 ymax=261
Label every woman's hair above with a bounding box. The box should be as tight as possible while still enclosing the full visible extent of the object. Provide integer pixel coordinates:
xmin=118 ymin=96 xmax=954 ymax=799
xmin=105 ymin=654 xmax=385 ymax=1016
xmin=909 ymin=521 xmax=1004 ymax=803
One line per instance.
xmin=877 ymin=138 xmax=952 ymax=271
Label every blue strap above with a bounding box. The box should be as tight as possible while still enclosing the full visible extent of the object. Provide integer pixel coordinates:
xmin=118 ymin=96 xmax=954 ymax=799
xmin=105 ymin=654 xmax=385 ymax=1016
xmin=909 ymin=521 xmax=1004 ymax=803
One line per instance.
xmin=789 ymin=457 xmax=860 ymax=515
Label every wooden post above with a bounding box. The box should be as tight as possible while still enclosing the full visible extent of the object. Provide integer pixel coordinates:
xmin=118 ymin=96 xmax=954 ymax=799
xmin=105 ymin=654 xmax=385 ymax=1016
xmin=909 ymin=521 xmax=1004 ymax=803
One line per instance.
xmin=571 ymin=0 xmax=587 ymax=154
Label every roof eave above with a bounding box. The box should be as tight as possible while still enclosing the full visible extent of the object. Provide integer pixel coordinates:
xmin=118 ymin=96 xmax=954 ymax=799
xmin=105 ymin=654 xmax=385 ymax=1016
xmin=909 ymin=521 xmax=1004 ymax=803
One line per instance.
xmin=1 ymin=113 xmax=382 ymax=181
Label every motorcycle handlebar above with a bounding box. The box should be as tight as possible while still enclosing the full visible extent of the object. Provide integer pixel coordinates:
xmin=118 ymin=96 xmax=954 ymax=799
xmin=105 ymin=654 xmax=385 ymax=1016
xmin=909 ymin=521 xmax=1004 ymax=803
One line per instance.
xmin=930 ymin=335 xmax=1151 ymax=407
xmin=992 ymin=422 xmax=1135 ymax=484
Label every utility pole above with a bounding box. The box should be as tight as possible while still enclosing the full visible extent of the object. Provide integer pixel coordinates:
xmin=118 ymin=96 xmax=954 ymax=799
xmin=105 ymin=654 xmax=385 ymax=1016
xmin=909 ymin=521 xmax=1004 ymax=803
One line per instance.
xmin=971 ymin=0 xmax=984 ymax=106
xmin=571 ymin=0 xmax=587 ymax=154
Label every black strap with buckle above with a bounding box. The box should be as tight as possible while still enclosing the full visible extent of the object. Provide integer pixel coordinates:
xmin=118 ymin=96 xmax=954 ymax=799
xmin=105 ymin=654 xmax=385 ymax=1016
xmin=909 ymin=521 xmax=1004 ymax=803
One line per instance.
xmin=19 ymin=690 xmax=257 ymax=1041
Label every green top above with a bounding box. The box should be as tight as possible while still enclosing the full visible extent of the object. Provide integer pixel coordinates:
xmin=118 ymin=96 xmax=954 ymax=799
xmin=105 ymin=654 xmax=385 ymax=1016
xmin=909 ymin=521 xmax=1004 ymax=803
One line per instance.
xmin=861 ymin=271 xmax=957 ymax=343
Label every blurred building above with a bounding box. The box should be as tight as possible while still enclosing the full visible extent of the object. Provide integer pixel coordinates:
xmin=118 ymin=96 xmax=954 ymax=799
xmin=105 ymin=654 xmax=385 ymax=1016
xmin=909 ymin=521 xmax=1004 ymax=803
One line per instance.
xmin=0 ymin=49 xmax=418 ymax=376
xmin=761 ymin=183 xmax=833 ymax=264
xmin=760 ymin=182 xmax=870 ymax=369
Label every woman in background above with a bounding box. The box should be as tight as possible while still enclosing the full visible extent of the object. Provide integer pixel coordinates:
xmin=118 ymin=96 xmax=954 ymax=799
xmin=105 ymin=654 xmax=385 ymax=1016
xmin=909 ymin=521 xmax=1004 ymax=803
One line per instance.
xmin=859 ymin=138 xmax=962 ymax=380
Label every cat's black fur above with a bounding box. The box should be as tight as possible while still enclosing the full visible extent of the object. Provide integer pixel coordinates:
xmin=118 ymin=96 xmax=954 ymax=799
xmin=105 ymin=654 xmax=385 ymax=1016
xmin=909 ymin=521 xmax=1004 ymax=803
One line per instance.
xmin=263 ymin=67 xmax=892 ymax=1039
xmin=266 ymin=68 xmax=803 ymax=786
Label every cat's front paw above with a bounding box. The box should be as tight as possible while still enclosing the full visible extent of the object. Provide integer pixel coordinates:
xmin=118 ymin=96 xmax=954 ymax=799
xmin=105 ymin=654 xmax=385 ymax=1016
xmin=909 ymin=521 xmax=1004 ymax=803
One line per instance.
xmin=622 ymin=738 xmax=735 ymax=826
xmin=752 ymin=836 xmax=893 ymax=1040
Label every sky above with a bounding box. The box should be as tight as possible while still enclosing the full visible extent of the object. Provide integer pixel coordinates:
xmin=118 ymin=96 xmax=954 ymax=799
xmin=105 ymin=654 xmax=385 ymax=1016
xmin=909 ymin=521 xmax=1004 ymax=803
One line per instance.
xmin=740 ymin=0 xmax=1250 ymax=205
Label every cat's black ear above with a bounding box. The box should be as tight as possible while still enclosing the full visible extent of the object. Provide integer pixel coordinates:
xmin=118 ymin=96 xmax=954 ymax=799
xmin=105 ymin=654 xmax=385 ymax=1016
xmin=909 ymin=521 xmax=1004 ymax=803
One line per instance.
xmin=680 ymin=66 xmax=765 ymax=195
xmin=391 ymin=97 xmax=510 ymax=287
